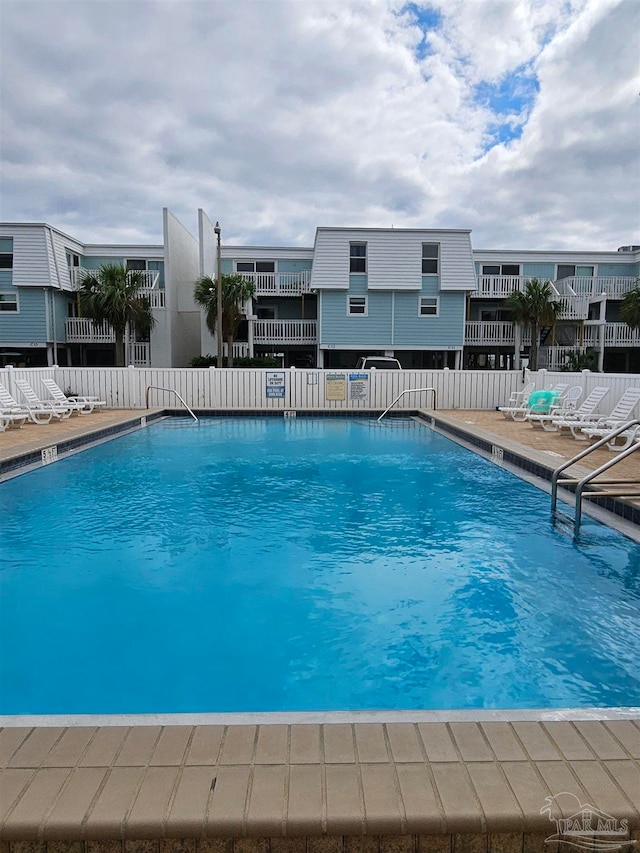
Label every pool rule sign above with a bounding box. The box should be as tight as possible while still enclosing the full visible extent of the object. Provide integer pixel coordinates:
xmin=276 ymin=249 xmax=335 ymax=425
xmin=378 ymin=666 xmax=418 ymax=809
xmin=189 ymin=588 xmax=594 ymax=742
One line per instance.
xmin=265 ymin=371 xmax=286 ymax=398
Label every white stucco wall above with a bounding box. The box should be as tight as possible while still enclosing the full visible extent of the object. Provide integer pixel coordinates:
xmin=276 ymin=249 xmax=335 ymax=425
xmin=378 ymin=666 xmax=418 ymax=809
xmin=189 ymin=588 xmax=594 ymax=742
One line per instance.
xmin=162 ymin=208 xmax=201 ymax=367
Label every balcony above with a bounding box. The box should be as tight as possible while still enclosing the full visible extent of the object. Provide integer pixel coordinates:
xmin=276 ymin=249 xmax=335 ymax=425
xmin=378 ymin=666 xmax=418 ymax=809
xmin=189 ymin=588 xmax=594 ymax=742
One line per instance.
xmin=68 ymin=267 xmax=161 ymax=292
xmin=473 ymin=274 xmax=637 ymax=300
xmin=64 ymin=318 xmax=150 ymax=365
xmin=239 ymin=270 xmax=311 ymax=296
xmin=253 ymin=320 xmax=317 ymax=345
xmin=465 ymin=322 xmax=531 ymax=347
xmin=582 ymin=323 xmax=640 ymax=348
xmin=559 ymin=276 xmax=638 ymax=299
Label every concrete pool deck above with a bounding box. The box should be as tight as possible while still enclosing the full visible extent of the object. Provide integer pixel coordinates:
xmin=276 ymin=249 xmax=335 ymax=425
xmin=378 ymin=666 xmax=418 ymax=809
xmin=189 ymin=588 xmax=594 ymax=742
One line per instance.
xmin=1 ymin=408 xmax=639 ymax=842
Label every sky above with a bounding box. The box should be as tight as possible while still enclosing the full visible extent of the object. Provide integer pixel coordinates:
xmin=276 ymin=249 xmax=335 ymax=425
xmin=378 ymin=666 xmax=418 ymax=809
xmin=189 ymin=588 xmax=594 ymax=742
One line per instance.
xmin=0 ymin=0 xmax=639 ymax=251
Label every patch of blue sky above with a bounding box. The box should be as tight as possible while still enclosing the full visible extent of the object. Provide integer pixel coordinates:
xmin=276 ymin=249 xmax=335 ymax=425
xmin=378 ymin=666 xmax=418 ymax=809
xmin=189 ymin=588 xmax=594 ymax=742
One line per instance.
xmin=400 ymin=2 xmax=442 ymax=60
xmin=475 ymin=66 xmax=539 ymax=149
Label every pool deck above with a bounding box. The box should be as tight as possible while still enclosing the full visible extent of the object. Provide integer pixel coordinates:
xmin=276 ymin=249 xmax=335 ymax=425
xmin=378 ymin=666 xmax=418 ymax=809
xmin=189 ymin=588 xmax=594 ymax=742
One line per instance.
xmin=1 ymin=408 xmax=639 ymax=845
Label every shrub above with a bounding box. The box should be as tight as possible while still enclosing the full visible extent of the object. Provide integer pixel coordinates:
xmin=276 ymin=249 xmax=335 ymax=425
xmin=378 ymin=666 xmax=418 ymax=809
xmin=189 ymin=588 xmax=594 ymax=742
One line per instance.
xmin=189 ymin=354 xmax=281 ymax=368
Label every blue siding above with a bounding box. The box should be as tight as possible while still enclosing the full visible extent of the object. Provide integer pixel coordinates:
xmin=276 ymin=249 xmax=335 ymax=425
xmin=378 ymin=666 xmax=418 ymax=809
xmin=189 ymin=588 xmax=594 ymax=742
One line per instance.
xmin=278 ymin=260 xmax=312 ymax=273
xmin=394 ymin=289 xmax=465 ymax=347
xmin=320 ymin=290 xmax=392 ymax=345
xmin=522 ymin=263 xmax=555 ymax=278
xmin=55 ymin=291 xmax=75 ymax=342
xmin=0 ymin=287 xmax=48 ymax=341
xmin=221 ymin=259 xmax=234 ymax=274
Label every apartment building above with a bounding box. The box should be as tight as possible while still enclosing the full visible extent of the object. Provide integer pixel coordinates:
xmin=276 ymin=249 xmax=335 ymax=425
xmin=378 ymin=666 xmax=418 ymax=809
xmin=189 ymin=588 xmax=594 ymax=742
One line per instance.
xmin=1 ymin=210 xmax=638 ymax=372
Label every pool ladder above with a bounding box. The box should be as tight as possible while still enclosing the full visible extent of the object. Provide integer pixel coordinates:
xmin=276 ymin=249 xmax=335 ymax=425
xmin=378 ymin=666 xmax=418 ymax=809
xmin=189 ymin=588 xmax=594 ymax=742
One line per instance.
xmin=551 ymin=419 xmax=640 ymax=535
xmin=378 ymin=387 xmax=437 ymax=421
xmin=145 ymin=385 xmax=199 ymax=423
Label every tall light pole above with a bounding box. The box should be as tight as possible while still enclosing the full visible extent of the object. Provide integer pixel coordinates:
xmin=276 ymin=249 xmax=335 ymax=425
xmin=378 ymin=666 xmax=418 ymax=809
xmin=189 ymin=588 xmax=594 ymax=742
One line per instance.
xmin=214 ymin=221 xmax=223 ymax=367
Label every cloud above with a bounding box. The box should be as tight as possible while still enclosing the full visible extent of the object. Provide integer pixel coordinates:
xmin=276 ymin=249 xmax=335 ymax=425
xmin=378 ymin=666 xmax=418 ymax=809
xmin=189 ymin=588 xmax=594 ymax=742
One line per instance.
xmin=0 ymin=0 xmax=637 ymax=251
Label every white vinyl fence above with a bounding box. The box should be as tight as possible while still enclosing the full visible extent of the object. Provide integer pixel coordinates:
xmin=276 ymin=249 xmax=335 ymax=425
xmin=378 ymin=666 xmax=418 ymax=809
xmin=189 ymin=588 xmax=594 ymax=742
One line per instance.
xmin=1 ymin=365 xmax=638 ymax=414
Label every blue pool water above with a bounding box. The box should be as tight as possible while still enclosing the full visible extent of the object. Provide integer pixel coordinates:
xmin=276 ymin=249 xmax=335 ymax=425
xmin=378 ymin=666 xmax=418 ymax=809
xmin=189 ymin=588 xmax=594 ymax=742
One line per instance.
xmin=1 ymin=416 xmax=639 ymax=715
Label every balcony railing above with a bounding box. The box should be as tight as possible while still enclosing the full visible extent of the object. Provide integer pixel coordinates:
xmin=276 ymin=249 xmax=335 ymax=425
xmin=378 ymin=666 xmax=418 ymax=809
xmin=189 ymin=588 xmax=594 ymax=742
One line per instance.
xmin=464 ymin=322 xmax=531 ymax=347
xmin=473 ymin=274 xmax=637 ymax=300
xmin=559 ymin=276 xmax=638 ymax=299
xmin=253 ymin=320 xmax=317 ymax=344
xmin=64 ymin=319 xmax=150 ymax=365
xmin=239 ymin=270 xmax=311 ymax=296
xmin=582 ymin=323 xmax=640 ymax=348
xmin=473 ymin=275 xmax=533 ymax=298
xmin=68 ymin=267 xmax=160 ymax=291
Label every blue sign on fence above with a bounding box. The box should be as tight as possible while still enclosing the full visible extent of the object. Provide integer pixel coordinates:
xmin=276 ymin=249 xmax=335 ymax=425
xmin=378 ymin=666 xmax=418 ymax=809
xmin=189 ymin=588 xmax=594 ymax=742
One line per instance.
xmin=266 ymin=372 xmax=286 ymax=398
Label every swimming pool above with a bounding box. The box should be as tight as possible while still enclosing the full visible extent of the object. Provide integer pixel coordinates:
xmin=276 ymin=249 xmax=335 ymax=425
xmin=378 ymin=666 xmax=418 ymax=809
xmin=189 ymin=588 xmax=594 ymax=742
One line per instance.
xmin=1 ymin=416 xmax=639 ymax=715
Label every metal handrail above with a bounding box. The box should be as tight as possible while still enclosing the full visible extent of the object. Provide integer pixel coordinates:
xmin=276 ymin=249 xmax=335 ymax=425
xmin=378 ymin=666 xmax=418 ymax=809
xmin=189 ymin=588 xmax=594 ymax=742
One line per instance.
xmin=145 ymin=385 xmax=198 ymax=423
xmin=378 ymin=387 xmax=437 ymax=422
xmin=551 ymin=418 xmax=640 ymax=533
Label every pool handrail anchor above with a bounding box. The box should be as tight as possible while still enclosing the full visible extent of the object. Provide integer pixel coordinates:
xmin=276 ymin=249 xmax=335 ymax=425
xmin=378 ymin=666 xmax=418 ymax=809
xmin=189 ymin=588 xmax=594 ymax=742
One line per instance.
xmin=550 ymin=418 xmax=640 ymax=534
xmin=378 ymin=387 xmax=437 ymax=422
xmin=145 ymin=385 xmax=199 ymax=423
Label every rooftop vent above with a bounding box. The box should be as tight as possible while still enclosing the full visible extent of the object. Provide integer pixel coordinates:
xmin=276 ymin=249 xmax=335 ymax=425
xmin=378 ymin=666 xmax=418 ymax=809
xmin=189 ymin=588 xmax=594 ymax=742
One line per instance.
xmin=617 ymin=245 xmax=640 ymax=252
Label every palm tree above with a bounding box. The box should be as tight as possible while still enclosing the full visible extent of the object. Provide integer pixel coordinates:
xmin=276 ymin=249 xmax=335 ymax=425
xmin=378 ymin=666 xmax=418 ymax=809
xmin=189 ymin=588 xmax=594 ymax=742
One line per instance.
xmin=78 ymin=264 xmax=155 ymax=367
xmin=194 ymin=273 xmax=256 ymax=367
xmin=620 ymin=282 xmax=640 ymax=330
xmin=506 ymin=278 xmax=561 ymax=371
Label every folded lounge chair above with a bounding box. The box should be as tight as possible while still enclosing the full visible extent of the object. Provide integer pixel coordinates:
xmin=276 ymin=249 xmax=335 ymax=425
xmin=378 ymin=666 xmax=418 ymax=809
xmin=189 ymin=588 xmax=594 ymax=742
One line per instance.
xmin=557 ymin=387 xmax=640 ymax=440
xmin=14 ymin=379 xmax=73 ymax=420
xmin=0 ymin=382 xmax=54 ymax=425
xmin=41 ymin=378 xmax=106 ymax=414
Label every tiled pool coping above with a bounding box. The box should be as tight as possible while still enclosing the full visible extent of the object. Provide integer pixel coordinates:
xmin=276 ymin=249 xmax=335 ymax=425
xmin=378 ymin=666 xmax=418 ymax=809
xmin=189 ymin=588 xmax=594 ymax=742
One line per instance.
xmin=1 ymin=409 xmax=639 ymax=840
xmin=1 ymin=721 xmax=639 ymax=842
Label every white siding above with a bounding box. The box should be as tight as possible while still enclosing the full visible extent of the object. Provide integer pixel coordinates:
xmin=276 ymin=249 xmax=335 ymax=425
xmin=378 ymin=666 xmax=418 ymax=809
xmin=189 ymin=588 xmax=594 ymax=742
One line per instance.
xmin=439 ymin=232 xmax=477 ymax=291
xmin=310 ymin=228 xmax=350 ymax=289
xmin=368 ymin=232 xmax=421 ymax=290
xmin=4 ymin=225 xmax=53 ymax=288
xmin=310 ymin=228 xmax=476 ymax=292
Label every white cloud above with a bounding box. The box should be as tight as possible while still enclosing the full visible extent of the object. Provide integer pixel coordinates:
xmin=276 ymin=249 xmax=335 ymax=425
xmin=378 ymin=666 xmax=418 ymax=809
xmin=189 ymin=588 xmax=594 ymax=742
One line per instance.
xmin=0 ymin=0 xmax=637 ymax=250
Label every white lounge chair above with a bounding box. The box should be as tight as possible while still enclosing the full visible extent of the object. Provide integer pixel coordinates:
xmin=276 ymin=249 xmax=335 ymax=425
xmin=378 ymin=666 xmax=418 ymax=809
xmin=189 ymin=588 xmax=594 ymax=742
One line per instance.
xmin=14 ymin=379 xmax=73 ymax=420
xmin=41 ymin=378 xmax=106 ymax=414
xmin=535 ymin=385 xmax=610 ymax=433
xmin=0 ymin=410 xmax=28 ymax=431
xmin=560 ymin=387 xmax=640 ymax=440
xmin=580 ymin=422 xmax=640 ymax=451
xmin=0 ymin=382 xmax=54 ymax=425
xmin=526 ymin=385 xmax=583 ymax=429
xmin=498 ymin=381 xmax=536 ymax=419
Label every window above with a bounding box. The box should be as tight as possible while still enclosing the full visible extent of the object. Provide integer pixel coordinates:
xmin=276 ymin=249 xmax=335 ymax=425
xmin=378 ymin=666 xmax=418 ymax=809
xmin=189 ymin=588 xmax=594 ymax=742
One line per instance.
xmin=422 ymin=244 xmax=439 ymax=274
xmin=481 ymin=263 xmax=520 ymax=276
xmin=0 ymin=292 xmax=19 ymax=312
xmin=0 ymin=238 xmax=13 ymax=269
xmin=419 ymin=297 xmax=438 ymax=316
xmin=557 ymin=264 xmax=594 ymax=279
xmin=349 ymin=243 xmax=367 ymax=273
xmin=348 ymin=296 xmax=367 ymax=316
xmin=126 ymin=259 xmax=147 ymax=271
xmin=66 ymin=252 xmax=80 ymax=267
xmin=236 ymin=261 xmax=275 ymax=273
